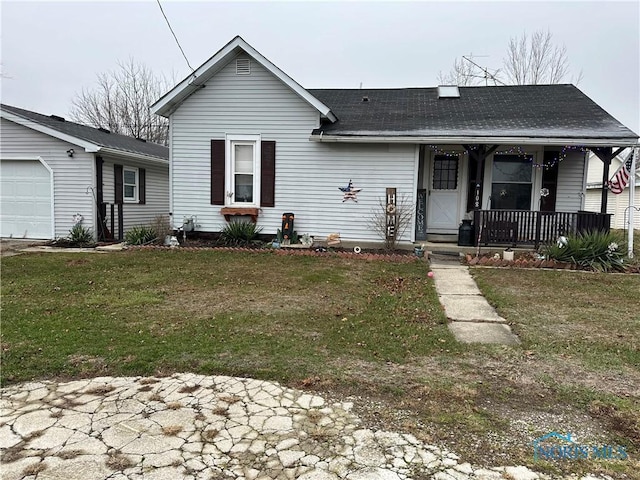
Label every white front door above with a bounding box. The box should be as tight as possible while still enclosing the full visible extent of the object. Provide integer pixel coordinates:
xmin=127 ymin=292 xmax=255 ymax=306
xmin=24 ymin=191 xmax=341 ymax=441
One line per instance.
xmin=427 ymin=155 xmax=460 ymax=233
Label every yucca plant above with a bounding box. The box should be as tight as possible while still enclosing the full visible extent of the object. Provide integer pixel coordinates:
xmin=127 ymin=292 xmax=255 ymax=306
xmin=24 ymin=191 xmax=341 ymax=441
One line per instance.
xmin=219 ymin=220 xmax=263 ymax=246
xmin=544 ymin=230 xmax=626 ymax=272
xmin=68 ymin=224 xmax=94 ymax=245
xmin=124 ymin=225 xmax=157 ymax=245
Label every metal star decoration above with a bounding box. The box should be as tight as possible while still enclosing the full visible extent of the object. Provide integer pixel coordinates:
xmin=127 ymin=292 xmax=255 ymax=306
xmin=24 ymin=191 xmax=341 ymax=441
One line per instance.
xmin=339 ymin=180 xmax=362 ymax=202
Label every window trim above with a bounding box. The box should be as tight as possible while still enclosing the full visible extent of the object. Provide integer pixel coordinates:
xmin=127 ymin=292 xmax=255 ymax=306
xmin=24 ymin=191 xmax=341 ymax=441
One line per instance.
xmin=123 ymin=167 xmax=139 ymax=203
xmin=489 ymin=154 xmax=534 ymax=210
xmin=225 ymin=134 xmax=261 ymax=207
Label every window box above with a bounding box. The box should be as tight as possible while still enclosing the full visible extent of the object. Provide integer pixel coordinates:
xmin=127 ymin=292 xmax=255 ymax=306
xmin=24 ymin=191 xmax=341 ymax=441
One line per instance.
xmin=220 ymin=207 xmax=259 ymax=223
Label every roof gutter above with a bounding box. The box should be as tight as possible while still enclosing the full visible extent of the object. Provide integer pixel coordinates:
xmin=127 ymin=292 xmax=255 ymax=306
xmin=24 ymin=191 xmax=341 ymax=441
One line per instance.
xmin=309 ymin=134 xmax=639 ymax=147
xmin=1 ymin=109 xmax=101 ymax=152
xmin=97 ymin=148 xmax=169 ymax=165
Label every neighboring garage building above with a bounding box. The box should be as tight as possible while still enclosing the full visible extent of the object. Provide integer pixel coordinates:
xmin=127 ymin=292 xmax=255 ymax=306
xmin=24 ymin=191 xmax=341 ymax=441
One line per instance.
xmin=1 ymin=104 xmax=169 ymax=240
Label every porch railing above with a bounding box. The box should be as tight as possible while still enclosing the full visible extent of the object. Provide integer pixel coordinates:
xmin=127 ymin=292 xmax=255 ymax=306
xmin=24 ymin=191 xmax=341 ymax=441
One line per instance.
xmin=473 ymin=210 xmax=612 ymax=248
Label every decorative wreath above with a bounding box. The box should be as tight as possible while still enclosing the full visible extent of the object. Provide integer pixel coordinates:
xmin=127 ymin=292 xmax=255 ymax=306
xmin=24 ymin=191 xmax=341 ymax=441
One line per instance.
xmin=386 ymin=204 xmax=397 ymax=214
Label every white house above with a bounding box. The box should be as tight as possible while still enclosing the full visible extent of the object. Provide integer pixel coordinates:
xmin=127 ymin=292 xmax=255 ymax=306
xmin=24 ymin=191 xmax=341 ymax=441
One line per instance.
xmin=152 ymin=36 xmax=638 ymax=247
xmin=1 ymin=104 xmax=169 ymax=240
xmin=585 ymin=150 xmax=639 ymax=229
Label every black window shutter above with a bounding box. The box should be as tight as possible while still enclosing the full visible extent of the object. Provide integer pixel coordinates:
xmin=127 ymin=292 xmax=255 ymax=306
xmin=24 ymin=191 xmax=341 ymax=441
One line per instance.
xmin=261 ymin=141 xmax=276 ymax=207
xmin=114 ymin=164 xmax=123 ymax=204
xmin=138 ymin=168 xmax=146 ymax=204
xmin=211 ymin=140 xmax=225 ymax=205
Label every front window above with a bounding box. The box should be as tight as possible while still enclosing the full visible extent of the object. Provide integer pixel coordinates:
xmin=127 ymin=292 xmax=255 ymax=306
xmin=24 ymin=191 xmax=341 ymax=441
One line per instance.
xmin=233 ymin=143 xmax=254 ymax=203
xmin=123 ymin=168 xmax=138 ymax=202
xmin=226 ymin=135 xmax=260 ymax=206
xmin=491 ymin=155 xmax=532 ymax=210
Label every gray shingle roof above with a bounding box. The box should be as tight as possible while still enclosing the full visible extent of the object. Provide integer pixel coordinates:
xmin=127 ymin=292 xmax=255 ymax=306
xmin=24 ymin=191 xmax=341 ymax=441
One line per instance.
xmin=308 ymin=85 xmax=638 ymax=141
xmin=1 ymin=104 xmax=168 ymax=160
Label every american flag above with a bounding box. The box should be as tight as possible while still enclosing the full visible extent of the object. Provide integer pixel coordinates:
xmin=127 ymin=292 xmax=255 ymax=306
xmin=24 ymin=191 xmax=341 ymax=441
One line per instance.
xmin=608 ymin=149 xmax=636 ymax=195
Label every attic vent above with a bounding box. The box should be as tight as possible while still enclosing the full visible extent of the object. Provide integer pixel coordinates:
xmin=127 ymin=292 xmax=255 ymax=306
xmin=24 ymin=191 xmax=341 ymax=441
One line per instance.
xmin=50 ymin=114 xmax=65 ymax=122
xmin=98 ymin=127 xmax=111 ymax=134
xmin=236 ymin=58 xmax=251 ymax=75
xmin=362 ymin=96 xmax=369 ymax=103
xmin=136 ymin=137 xmax=147 ymax=143
xmin=437 ymin=85 xmax=460 ymax=98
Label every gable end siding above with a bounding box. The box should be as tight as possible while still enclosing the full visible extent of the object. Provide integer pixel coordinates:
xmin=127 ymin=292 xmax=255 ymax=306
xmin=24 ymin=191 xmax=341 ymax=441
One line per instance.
xmin=170 ymin=54 xmax=416 ymax=242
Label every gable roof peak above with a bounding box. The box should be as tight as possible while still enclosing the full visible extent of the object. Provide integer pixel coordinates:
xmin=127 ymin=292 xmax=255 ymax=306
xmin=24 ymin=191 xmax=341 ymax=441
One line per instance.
xmin=152 ymin=36 xmax=336 ymax=122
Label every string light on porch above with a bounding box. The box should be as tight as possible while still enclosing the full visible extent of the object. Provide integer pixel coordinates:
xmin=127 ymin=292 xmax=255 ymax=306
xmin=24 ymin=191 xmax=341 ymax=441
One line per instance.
xmin=494 ymin=146 xmax=544 ymax=168
xmin=543 ymin=145 xmax=588 ymax=169
xmin=427 ymin=145 xmax=467 ymax=156
xmin=427 ymin=145 xmax=588 ymax=169
xmin=493 ymin=145 xmax=588 ymax=170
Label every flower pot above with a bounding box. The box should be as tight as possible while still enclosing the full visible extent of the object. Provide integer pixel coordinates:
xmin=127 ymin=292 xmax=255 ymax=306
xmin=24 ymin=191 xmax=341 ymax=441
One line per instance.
xmin=414 ymin=247 xmax=425 ymax=258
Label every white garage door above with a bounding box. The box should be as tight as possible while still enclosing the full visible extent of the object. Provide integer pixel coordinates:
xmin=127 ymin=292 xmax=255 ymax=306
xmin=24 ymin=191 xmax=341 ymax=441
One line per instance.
xmin=1 ymin=160 xmax=53 ymax=239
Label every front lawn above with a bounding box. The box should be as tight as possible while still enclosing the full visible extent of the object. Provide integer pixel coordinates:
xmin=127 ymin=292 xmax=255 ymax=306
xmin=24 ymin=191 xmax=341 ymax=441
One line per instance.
xmin=2 ymin=250 xmax=638 ymax=477
xmin=1 ymin=250 xmax=453 ymax=383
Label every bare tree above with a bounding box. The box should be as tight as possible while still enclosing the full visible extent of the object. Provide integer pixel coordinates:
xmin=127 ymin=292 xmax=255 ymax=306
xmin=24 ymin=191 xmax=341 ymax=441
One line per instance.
xmin=70 ymin=59 xmax=172 ymax=145
xmin=438 ymin=55 xmax=503 ymax=86
xmin=503 ymin=30 xmax=581 ymax=85
xmin=438 ymin=29 xmax=582 ymax=86
xmin=368 ymin=194 xmax=414 ymax=250
xmin=437 ymin=57 xmax=479 ymax=86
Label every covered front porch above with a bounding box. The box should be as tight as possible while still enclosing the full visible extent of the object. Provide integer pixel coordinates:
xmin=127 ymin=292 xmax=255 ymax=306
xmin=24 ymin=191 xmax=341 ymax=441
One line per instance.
xmin=414 ymin=143 xmax=629 ymax=248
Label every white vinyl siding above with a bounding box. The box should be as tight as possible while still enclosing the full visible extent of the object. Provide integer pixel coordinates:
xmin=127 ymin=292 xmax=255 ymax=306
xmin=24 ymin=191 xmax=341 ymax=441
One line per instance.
xmin=585 ymin=187 xmax=640 ymax=229
xmin=170 ymin=54 xmax=416 ymax=243
xmin=102 ymin=156 xmax=169 ymax=235
xmin=0 ymin=118 xmax=95 ymax=239
xmin=555 ymin=150 xmax=586 ymax=212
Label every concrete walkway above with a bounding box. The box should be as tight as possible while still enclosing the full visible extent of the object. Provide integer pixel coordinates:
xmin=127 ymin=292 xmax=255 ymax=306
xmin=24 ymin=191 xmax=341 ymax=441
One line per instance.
xmin=429 ymin=255 xmax=520 ymax=346
xmin=1 ymin=373 xmax=605 ymax=480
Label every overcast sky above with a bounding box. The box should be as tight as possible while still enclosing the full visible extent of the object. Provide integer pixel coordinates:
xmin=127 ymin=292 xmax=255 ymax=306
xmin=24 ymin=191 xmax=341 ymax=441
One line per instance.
xmin=2 ymin=1 xmax=639 ymax=134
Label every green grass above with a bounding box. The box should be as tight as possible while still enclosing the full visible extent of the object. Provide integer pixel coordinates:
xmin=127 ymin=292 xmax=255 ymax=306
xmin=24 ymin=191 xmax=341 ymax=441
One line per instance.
xmin=2 ymin=250 xmax=639 ymax=476
xmin=1 ymin=251 xmax=455 ymax=384
xmin=471 ymin=268 xmax=640 ymax=371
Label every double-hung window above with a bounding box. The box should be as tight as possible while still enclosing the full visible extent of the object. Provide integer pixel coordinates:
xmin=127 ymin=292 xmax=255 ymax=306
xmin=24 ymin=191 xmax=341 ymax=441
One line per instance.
xmin=226 ymin=135 xmax=260 ymax=206
xmin=490 ymin=154 xmax=533 ymax=210
xmin=123 ymin=167 xmax=138 ymax=203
